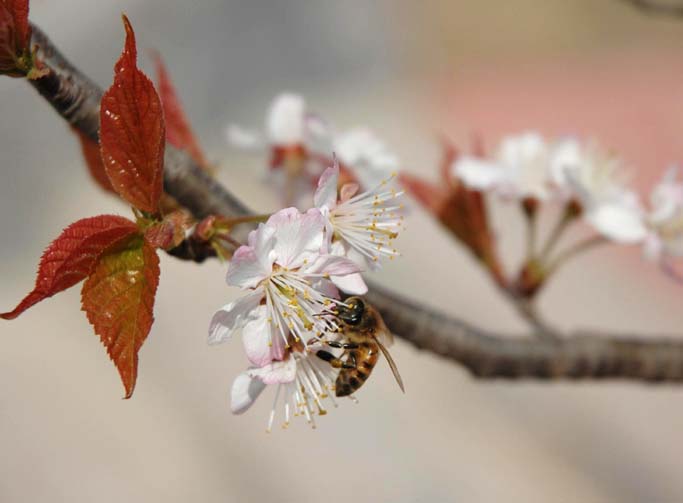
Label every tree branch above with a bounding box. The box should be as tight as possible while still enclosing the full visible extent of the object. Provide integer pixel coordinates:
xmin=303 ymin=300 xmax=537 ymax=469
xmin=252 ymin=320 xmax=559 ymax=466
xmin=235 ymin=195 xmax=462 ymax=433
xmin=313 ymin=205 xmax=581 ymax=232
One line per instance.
xmin=366 ymin=284 xmax=683 ymax=381
xmin=619 ymin=0 xmax=683 ymax=17
xmin=20 ymin=23 xmax=683 ymax=382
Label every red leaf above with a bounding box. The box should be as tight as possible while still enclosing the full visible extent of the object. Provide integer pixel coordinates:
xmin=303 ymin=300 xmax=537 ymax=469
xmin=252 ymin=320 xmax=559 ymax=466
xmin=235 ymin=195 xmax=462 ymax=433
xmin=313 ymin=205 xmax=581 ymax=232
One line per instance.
xmin=73 ymin=129 xmax=116 ymax=194
xmin=81 ymin=236 xmax=159 ymax=398
xmin=1 ymin=215 xmax=139 ymax=320
xmin=0 ymin=0 xmax=30 ymax=76
xmin=100 ymin=15 xmax=165 ymax=214
xmin=154 ymin=53 xmax=209 ymax=170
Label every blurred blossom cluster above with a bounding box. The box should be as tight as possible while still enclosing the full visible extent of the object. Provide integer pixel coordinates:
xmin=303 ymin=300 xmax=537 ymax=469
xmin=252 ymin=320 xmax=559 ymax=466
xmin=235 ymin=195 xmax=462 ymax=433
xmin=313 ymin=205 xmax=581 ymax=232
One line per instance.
xmin=227 ymin=93 xmax=400 ymax=207
xmin=451 ymin=132 xmax=683 ymax=266
xmin=209 ymin=162 xmax=404 ymax=431
xmin=398 ymin=131 xmax=683 ymax=297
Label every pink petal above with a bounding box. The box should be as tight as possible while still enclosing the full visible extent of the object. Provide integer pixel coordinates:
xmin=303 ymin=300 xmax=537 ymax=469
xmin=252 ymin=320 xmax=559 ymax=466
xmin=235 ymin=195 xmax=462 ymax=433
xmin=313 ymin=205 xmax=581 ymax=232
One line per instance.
xmin=242 ymin=305 xmax=286 ymax=366
xmin=208 ymin=289 xmax=264 ymax=345
xmin=314 ymin=164 xmax=339 ymax=209
xmin=228 ymin=225 xmax=276 ymax=289
xmin=230 ymin=371 xmax=267 ymax=414
xmin=313 ymin=278 xmax=340 ymax=299
xmin=268 ymin=208 xmax=324 ymax=268
xmin=247 ymin=358 xmax=297 ymax=385
xmin=226 ymin=247 xmax=269 ymax=289
xmin=307 ymin=253 xmax=362 ymax=276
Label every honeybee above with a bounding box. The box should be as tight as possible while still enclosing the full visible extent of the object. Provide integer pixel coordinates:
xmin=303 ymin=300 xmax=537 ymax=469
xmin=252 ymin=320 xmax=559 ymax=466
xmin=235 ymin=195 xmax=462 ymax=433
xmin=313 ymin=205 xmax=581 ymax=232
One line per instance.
xmin=315 ymin=296 xmax=405 ymax=397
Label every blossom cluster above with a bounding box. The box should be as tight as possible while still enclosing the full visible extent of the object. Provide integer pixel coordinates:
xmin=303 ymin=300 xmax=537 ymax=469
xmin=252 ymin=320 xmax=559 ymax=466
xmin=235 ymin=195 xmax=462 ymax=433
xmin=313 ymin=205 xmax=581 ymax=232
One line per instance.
xmin=451 ymin=131 xmax=683 ymax=267
xmin=227 ymin=93 xmax=400 ymax=206
xmin=209 ymin=162 xmax=403 ymax=431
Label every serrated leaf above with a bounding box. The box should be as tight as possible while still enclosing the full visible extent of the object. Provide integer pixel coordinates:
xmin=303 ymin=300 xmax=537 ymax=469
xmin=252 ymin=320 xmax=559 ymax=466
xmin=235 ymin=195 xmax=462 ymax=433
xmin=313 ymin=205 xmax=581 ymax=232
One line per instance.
xmin=81 ymin=235 xmax=160 ymax=398
xmin=154 ymin=53 xmax=208 ymax=170
xmin=73 ymin=129 xmax=116 ymax=194
xmin=1 ymin=215 xmax=139 ymax=320
xmin=0 ymin=0 xmax=30 ymax=76
xmin=100 ymin=15 xmax=165 ymax=213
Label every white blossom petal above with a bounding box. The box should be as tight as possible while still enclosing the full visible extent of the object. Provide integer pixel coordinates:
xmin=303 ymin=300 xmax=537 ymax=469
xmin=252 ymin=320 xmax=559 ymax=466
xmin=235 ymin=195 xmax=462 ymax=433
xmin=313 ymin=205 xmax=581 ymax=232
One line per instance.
xmin=226 ymin=244 xmax=272 ymax=289
xmin=587 ymin=201 xmax=647 ymax=243
xmin=242 ymin=304 xmax=285 ymax=366
xmin=497 ymin=131 xmax=546 ymax=168
xmin=267 ymin=93 xmax=305 ymax=145
xmin=208 ymin=289 xmax=264 ymax=345
xmin=267 ymin=208 xmax=325 ymax=268
xmin=230 ymin=372 xmax=267 ymax=414
xmin=335 ymin=128 xmax=399 ymax=189
xmin=453 ymin=155 xmax=507 ymax=191
xmin=331 ymin=273 xmax=368 ymax=295
xmin=314 ymin=165 xmax=339 ymax=210
xmin=549 ymin=138 xmax=583 ymax=189
xmin=305 ymin=253 xmax=362 ymax=277
xmin=247 ymin=358 xmax=297 ymax=385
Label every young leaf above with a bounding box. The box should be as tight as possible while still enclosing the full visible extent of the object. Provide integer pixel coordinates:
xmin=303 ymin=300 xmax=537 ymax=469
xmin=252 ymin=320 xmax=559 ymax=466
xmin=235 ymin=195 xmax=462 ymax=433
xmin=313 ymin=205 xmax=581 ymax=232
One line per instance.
xmin=0 ymin=0 xmax=30 ymax=76
xmin=73 ymin=129 xmax=116 ymax=194
xmin=81 ymin=235 xmax=160 ymax=398
xmin=143 ymin=210 xmax=191 ymax=250
xmin=154 ymin=53 xmax=209 ymax=170
xmin=1 ymin=215 xmax=139 ymax=320
xmin=100 ymin=15 xmax=165 ymax=214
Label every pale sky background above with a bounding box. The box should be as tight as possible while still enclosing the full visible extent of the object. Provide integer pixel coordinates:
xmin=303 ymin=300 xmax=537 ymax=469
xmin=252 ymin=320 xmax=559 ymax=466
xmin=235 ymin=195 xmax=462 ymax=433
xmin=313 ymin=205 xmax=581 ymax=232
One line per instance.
xmin=2 ymin=1 xmax=683 ymax=502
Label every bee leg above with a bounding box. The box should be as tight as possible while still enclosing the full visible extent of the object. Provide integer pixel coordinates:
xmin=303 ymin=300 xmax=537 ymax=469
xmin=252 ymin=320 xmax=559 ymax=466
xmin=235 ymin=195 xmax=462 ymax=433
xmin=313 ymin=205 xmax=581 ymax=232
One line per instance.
xmin=315 ymin=350 xmax=355 ymax=369
xmin=325 ymin=340 xmax=359 ymax=350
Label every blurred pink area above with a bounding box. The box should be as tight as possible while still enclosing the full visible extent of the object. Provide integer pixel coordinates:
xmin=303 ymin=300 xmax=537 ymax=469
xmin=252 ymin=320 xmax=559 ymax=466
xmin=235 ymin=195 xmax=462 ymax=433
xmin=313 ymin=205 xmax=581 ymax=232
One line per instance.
xmin=440 ymin=50 xmax=683 ymax=191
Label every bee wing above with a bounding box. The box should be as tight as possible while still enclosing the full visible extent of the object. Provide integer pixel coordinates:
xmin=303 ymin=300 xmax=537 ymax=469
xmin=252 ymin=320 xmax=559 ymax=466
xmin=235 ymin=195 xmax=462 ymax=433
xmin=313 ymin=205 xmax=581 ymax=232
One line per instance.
xmin=376 ymin=338 xmax=405 ymax=393
xmin=373 ymin=309 xmax=395 ymax=347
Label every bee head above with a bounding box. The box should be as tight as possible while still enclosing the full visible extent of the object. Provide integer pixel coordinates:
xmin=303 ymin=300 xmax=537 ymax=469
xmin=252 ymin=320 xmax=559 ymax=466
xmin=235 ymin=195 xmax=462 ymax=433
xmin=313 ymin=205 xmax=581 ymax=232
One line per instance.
xmin=337 ymin=297 xmax=365 ymax=326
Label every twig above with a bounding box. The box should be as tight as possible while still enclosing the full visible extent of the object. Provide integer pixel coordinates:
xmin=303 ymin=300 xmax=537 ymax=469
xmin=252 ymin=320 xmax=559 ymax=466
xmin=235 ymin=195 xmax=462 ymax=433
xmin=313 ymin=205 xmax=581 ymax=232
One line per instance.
xmin=620 ymin=0 xmax=683 ymax=17
xmin=17 ymin=22 xmax=683 ymax=382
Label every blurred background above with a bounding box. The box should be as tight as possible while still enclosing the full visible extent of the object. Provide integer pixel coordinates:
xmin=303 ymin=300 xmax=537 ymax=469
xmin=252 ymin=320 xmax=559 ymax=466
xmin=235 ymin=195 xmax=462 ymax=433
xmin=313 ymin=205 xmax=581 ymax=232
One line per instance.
xmin=2 ymin=1 xmax=683 ymax=501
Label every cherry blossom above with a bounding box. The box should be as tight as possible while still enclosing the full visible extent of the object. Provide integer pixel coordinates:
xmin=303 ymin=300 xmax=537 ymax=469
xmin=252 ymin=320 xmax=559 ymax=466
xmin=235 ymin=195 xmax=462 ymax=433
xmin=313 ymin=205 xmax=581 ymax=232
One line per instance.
xmin=334 ymin=127 xmax=400 ymax=190
xmin=453 ymin=131 xmax=553 ymax=200
xmin=226 ymin=93 xmax=332 ymax=154
xmin=208 ymin=207 xmax=362 ymax=366
xmin=314 ymin=162 xmax=404 ymax=270
xmin=230 ymin=346 xmax=345 ymax=431
xmin=226 ymin=93 xmax=402 ymax=207
xmin=551 ymin=140 xmax=647 ymax=243
xmin=452 ymin=133 xmax=647 ymax=244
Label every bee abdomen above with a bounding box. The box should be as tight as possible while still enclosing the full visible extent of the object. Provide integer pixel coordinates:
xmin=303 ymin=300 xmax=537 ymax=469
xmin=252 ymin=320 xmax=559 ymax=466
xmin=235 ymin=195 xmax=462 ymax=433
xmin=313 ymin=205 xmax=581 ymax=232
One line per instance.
xmin=335 ymin=350 xmax=377 ymax=397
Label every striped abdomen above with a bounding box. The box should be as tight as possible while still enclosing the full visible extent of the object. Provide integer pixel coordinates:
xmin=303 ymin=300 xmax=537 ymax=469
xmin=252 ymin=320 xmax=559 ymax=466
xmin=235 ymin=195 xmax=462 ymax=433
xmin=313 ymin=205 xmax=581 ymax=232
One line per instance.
xmin=335 ymin=341 xmax=379 ymax=397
